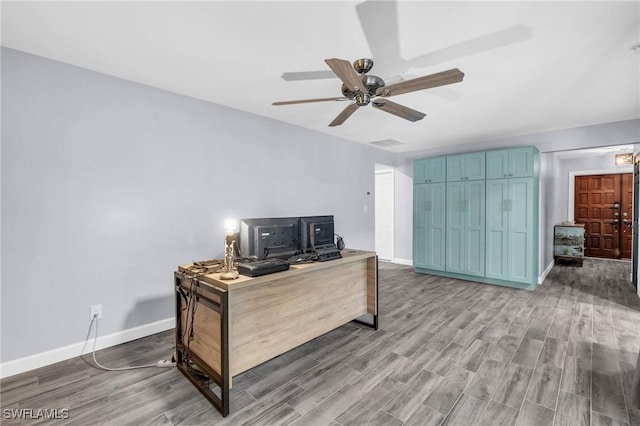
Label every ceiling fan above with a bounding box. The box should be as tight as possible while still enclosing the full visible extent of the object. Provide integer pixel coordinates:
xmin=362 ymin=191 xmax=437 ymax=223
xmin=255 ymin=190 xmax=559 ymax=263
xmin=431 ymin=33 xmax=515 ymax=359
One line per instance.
xmin=272 ymin=58 xmax=464 ymax=126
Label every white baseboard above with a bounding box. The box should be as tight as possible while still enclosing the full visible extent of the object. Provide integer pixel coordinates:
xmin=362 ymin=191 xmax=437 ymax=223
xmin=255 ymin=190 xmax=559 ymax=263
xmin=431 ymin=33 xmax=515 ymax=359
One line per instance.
xmin=0 ymin=317 xmax=175 ymax=379
xmin=538 ymin=261 xmax=555 ymax=284
xmin=392 ymin=258 xmax=413 ymax=266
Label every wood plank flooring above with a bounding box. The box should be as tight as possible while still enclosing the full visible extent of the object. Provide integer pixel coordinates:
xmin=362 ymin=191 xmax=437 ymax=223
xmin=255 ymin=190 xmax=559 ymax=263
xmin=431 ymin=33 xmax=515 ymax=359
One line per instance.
xmin=2 ymin=259 xmax=640 ymax=425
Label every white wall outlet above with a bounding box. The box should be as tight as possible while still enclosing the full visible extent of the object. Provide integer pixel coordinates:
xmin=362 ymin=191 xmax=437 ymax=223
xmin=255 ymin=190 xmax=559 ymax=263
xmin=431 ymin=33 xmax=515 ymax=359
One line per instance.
xmin=90 ymin=304 xmax=102 ymax=320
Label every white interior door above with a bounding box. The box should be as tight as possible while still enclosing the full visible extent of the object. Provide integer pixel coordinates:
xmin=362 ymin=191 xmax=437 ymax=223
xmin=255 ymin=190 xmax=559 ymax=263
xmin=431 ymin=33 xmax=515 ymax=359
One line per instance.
xmin=375 ymin=170 xmax=394 ymax=260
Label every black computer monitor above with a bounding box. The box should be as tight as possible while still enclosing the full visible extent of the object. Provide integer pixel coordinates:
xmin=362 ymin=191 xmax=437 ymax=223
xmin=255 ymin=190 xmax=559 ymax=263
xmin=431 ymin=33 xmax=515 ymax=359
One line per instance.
xmin=239 ymin=217 xmax=299 ymax=259
xmin=299 ymin=215 xmax=335 ymax=253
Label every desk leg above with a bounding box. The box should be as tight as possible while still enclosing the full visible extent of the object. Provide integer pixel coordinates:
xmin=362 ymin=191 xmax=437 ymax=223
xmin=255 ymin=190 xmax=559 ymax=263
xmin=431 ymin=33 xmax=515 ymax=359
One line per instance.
xmin=175 ymin=275 xmax=230 ymax=417
xmin=352 ymin=255 xmax=379 ymax=330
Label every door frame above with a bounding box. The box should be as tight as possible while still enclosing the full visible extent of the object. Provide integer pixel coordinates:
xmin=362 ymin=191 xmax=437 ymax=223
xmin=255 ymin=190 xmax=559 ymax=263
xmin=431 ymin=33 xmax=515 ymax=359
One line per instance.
xmin=374 ymin=167 xmax=395 ymax=261
xmin=567 ymin=167 xmax=633 ymax=221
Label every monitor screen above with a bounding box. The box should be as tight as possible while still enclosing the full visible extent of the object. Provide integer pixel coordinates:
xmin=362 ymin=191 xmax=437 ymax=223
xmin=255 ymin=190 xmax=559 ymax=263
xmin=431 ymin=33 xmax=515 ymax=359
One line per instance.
xmin=239 ymin=217 xmax=299 ymax=259
xmin=299 ymin=215 xmax=335 ymax=252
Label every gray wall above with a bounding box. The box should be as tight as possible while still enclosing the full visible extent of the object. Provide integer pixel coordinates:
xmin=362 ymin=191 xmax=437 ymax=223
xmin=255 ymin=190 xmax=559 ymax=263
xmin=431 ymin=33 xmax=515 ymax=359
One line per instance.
xmin=1 ymin=48 xmax=394 ymax=363
xmin=539 ymin=152 xmax=557 ymax=274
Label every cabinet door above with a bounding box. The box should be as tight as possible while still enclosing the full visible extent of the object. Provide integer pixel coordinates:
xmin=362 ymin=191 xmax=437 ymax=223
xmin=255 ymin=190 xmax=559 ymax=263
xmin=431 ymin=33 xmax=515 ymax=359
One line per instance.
xmin=414 ymin=184 xmax=446 ymax=270
xmin=447 ymin=153 xmax=485 ymax=181
xmin=486 ymin=150 xmax=509 ymax=179
xmin=509 ymin=147 xmax=535 ymax=178
xmin=426 ymin=157 xmax=447 ymax=183
xmin=414 ymin=185 xmax=428 ymax=267
xmin=414 ymin=159 xmax=428 ymax=184
xmin=414 ymin=157 xmax=446 ymax=184
xmin=486 ymin=147 xmax=535 ymax=179
xmin=446 ymin=182 xmax=466 ymax=273
xmin=485 ymin=179 xmax=509 ymax=279
xmin=465 ymin=180 xmax=485 ymax=276
xmin=446 ymin=181 xmax=485 ymax=276
xmin=508 ymin=178 xmax=535 ymax=283
xmin=464 ymin=152 xmax=486 ymax=181
xmin=446 ymin=155 xmax=465 ymax=182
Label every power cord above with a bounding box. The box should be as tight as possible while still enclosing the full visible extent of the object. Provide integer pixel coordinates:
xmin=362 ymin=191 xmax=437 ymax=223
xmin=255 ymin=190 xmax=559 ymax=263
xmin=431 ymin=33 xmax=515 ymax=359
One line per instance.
xmin=86 ymin=314 xmax=173 ymax=371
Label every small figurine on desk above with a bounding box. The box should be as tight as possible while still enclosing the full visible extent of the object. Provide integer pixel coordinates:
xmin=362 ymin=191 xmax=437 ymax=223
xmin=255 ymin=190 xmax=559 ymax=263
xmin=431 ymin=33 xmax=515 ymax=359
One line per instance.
xmin=220 ymin=221 xmax=239 ymax=280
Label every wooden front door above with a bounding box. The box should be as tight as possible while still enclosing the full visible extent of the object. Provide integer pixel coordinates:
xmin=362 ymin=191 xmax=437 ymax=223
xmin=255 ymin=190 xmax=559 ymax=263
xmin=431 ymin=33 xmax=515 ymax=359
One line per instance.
xmin=574 ymin=173 xmax=633 ymax=259
xmin=621 ymin=173 xmax=633 ymax=259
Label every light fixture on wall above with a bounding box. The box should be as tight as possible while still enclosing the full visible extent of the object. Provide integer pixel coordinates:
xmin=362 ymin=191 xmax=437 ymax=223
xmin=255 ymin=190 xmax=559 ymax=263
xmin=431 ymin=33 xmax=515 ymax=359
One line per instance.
xmin=615 ymin=153 xmax=633 ymax=165
xmin=220 ymin=219 xmax=239 ymax=280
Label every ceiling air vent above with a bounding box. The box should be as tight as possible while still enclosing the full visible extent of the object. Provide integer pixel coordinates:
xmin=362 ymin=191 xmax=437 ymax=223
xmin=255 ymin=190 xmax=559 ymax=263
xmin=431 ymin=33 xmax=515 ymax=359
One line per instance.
xmin=369 ymin=139 xmax=405 ymax=148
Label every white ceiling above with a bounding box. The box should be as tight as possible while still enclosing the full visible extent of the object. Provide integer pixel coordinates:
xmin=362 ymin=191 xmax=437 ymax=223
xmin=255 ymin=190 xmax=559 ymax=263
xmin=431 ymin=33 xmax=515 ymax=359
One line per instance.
xmin=2 ymin=1 xmax=639 ymax=153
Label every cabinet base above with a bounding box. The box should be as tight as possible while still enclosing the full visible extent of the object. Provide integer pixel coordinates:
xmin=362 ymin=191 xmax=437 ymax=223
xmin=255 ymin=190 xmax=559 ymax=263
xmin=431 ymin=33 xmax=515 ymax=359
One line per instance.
xmin=554 ymin=255 xmax=584 ymax=267
xmin=414 ymin=267 xmax=537 ymax=291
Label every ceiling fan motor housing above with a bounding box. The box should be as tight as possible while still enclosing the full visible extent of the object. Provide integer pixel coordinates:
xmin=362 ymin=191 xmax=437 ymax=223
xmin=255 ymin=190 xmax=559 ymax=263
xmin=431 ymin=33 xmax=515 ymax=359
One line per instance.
xmin=341 ymin=76 xmax=385 ymax=105
xmin=353 ymin=58 xmax=374 ymax=74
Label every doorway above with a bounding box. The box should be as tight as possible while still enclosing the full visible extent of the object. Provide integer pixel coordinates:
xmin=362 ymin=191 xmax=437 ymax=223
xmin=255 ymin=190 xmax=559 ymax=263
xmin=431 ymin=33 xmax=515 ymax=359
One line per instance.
xmin=375 ymin=166 xmax=394 ymax=261
xmin=574 ymin=173 xmax=633 ymax=259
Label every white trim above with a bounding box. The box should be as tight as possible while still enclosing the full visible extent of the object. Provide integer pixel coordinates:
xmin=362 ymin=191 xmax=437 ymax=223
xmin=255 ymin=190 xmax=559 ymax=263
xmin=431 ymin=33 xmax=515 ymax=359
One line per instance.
xmin=375 ymin=167 xmax=394 ymax=174
xmin=392 ymin=258 xmax=413 ymax=266
xmin=375 ymin=167 xmax=395 ymax=261
xmin=567 ymin=167 xmax=633 ymax=221
xmin=0 ymin=317 xmax=175 ymax=379
xmin=538 ymin=261 xmax=555 ymax=284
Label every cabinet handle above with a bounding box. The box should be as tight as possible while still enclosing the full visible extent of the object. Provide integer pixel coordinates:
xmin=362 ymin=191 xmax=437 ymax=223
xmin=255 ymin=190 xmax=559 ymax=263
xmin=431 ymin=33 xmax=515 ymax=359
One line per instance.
xmin=503 ymin=174 xmax=508 ymax=177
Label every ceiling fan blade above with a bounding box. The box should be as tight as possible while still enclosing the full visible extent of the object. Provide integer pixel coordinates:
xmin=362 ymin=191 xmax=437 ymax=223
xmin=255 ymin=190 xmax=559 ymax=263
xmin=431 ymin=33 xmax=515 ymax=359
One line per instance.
xmin=376 ymin=68 xmax=464 ymax=97
xmin=372 ymin=99 xmax=426 ymax=122
xmin=324 ymin=58 xmax=367 ymax=93
xmin=356 ymin=0 xmax=402 ymax=69
xmin=407 ymin=24 xmax=533 ymax=69
xmin=281 ymin=70 xmax=336 ymax=81
xmin=329 ymin=104 xmax=359 ymax=127
xmin=272 ymin=97 xmax=349 ymax=106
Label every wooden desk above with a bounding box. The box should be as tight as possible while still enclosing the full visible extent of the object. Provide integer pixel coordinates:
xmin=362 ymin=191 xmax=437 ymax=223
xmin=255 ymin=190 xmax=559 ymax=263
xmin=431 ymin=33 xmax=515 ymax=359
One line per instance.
xmin=174 ymin=250 xmax=378 ymax=416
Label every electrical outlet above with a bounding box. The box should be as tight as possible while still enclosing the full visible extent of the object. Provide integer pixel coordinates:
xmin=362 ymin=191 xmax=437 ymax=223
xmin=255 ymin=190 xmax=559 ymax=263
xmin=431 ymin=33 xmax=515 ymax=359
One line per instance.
xmin=90 ymin=304 xmax=102 ymax=320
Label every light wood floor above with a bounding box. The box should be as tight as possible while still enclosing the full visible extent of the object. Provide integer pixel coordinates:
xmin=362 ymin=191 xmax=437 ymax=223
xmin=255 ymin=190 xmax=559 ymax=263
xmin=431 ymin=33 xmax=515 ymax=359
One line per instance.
xmin=2 ymin=259 xmax=640 ymax=425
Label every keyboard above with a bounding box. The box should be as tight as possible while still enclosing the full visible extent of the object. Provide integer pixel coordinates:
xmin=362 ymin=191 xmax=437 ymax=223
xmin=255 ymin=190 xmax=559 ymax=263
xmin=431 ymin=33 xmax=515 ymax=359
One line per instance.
xmin=237 ymin=258 xmax=290 ymax=277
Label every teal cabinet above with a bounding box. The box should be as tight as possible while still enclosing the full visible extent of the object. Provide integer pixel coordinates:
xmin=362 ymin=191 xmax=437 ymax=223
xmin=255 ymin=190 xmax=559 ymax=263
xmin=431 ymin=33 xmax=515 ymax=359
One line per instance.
xmin=486 ymin=147 xmax=536 ymax=179
xmin=447 ymin=152 xmax=485 ymax=181
xmin=446 ymin=180 xmax=485 ymax=277
xmin=413 ymin=146 xmax=539 ymax=290
xmin=414 ymin=183 xmax=446 ymax=270
xmin=485 ymin=178 xmax=537 ymax=283
xmin=414 ymin=157 xmax=446 ymax=184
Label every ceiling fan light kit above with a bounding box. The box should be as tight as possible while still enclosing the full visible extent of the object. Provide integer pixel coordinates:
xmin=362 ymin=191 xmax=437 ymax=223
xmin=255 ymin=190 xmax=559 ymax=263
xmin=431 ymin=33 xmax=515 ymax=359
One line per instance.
xmin=273 ymin=58 xmax=464 ymax=126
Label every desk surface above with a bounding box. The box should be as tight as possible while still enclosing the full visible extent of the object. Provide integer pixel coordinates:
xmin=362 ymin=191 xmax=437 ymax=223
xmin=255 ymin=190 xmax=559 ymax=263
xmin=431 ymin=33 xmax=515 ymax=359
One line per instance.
xmin=177 ymin=249 xmax=375 ymax=291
